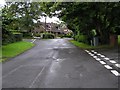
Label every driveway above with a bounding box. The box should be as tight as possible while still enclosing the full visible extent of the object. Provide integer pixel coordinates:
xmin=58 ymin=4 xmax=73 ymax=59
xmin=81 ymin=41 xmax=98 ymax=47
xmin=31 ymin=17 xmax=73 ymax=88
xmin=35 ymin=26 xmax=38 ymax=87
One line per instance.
xmin=2 ymin=38 xmax=119 ymax=88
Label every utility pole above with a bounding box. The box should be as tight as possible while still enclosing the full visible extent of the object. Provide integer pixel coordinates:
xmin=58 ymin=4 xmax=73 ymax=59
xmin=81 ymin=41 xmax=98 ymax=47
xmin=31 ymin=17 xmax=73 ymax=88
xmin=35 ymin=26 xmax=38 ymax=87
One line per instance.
xmin=45 ymin=16 xmax=46 ymax=33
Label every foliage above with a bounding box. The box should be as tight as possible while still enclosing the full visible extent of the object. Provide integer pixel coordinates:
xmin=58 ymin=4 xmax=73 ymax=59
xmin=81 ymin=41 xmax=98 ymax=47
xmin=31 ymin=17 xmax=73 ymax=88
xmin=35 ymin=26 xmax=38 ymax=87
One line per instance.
xmin=2 ymin=41 xmax=34 ymax=62
xmin=41 ymin=2 xmax=120 ymax=45
xmin=13 ymin=33 xmax=23 ymax=42
xmin=2 ymin=2 xmax=43 ymax=44
xmin=42 ymin=33 xmax=55 ymax=39
xmin=34 ymin=33 xmax=41 ymax=37
xmin=118 ymin=35 xmax=120 ymax=45
xmin=70 ymin=40 xmax=112 ymax=50
xmin=74 ymin=34 xmax=88 ymax=44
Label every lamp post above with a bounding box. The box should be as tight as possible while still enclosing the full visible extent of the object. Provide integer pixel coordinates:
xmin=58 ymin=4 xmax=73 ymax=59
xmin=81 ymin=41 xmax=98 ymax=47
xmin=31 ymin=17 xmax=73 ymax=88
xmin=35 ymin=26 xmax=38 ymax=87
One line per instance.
xmin=45 ymin=15 xmax=46 ymax=32
xmin=42 ymin=13 xmax=47 ymax=34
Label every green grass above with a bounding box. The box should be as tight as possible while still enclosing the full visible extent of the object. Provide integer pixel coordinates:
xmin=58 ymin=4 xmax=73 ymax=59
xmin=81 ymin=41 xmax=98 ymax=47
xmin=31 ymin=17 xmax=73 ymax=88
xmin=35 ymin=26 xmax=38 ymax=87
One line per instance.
xmin=69 ymin=40 xmax=112 ymax=50
xmin=1 ymin=41 xmax=34 ymax=62
xmin=118 ymin=35 xmax=120 ymax=45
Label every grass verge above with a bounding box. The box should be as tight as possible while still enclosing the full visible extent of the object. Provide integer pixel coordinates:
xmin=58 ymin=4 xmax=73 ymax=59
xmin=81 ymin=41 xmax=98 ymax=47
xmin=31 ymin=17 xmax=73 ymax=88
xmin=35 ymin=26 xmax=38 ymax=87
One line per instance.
xmin=69 ymin=40 xmax=112 ymax=50
xmin=1 ymin=41 xmax=35 ymax=62
xmin=118 ymin=35 xmax=120 ymax=45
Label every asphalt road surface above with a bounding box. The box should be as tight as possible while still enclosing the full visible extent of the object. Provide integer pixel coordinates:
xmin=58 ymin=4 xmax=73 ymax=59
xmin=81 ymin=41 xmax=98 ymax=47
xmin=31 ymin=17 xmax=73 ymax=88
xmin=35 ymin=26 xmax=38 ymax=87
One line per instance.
xmin=2 ymin=38 xmax=119 ymax=88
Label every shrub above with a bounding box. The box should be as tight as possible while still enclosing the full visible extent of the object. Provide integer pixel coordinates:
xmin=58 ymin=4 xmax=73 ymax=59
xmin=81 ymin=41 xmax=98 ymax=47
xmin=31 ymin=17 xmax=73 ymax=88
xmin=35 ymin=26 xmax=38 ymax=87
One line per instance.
xmin=13 ymin=33 xmax=23 ymax=41
xmin=34 ymin=33 xmax=41 ymax=37
xmin=74 ymin=34 xmax=88 ymax=44
xmin=22 ymin=32 xmax=32 ymax=38
xmin=2 ymin=29 xmax=23 ymax=45
xmin=42 ymin=33 xmax=55 ymax=39
xmin=2 ymin=29 xmax=15 ymax=45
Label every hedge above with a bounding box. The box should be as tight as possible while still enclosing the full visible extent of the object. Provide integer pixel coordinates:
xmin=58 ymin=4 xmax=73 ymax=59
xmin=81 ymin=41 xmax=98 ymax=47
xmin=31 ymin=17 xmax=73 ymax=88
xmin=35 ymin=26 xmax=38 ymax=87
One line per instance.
xmin=42 ymin=33 xmax=55 ymax=39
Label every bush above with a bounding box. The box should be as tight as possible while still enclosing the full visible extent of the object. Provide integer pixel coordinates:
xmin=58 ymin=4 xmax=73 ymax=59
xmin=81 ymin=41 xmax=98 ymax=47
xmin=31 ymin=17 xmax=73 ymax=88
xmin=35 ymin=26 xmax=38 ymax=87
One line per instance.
xmin=34 ymin=33 xmax=41 ymax=37
xmin=2 ymin=29 xmax=15 ymax=45
xmin=13 ymin=33 xmax=23 ymax=41
xmin=74 ymin=34 xmax=88 ymax=44
xmin=42 ymin=33 xmax=55 ymax=39
xmin=2 ymin=29 xmax=23 ymax=45
xmin=22 ymin=32 xmax=32 ymax=38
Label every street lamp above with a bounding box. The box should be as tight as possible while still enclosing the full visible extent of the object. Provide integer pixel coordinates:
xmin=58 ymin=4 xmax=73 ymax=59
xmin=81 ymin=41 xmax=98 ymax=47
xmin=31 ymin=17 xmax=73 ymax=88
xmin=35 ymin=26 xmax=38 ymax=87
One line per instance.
xmin=42 ymin=13 xmax=47 ymax=33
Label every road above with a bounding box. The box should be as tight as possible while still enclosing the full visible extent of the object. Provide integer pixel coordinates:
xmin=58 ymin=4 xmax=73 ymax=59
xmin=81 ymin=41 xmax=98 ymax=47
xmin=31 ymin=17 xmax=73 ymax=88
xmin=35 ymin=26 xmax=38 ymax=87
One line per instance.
xmin=2 ymin=38 xmax=119 ymax=88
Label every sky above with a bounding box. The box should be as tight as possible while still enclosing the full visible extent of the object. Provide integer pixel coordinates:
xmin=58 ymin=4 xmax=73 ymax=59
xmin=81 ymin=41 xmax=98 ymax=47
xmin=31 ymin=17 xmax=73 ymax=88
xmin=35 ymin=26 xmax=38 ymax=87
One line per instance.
xmin=0 ymin=0 xmax=62 ymax=24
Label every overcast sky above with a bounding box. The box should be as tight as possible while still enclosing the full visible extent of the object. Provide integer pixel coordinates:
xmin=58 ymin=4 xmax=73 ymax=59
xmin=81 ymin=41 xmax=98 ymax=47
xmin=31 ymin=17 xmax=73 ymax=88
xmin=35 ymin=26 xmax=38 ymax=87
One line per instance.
xmin=0 ymin=0 xmax=62 ymax=23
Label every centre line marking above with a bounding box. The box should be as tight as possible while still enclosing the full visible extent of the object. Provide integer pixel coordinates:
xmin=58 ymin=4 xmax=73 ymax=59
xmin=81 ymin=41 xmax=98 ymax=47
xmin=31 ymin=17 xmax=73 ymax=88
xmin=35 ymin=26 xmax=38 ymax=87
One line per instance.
xmin=29 ymin=66 xmax=45 ymax=88
xmin=3 ymin=65 xmax=23 ymax=78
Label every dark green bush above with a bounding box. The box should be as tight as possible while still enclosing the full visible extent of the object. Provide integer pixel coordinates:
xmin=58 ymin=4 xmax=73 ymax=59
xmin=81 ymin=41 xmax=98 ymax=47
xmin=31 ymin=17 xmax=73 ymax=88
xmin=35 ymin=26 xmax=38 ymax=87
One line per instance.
xmin=13 ymin=33 xmax=23 ymax=41
xmin=42 ymin=33 xmax=55 ymax=39
xmin=22 ymin=32 xmax=32 ymax=38
xmin=34 ymin=33 xmax=41 ymax=37
xmin=2 ymin=29 xmax=23 ymax=45
xmin=74 ymin=34 xmax=88 ymax=44
xmin=2 ymin=29 xmax=16 ymax=45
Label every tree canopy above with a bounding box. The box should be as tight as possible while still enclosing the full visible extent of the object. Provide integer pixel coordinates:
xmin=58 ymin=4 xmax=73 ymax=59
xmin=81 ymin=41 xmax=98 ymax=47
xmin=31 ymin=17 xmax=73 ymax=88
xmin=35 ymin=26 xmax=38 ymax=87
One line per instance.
xmin=40 ymin=2 xmax=120 ymax=44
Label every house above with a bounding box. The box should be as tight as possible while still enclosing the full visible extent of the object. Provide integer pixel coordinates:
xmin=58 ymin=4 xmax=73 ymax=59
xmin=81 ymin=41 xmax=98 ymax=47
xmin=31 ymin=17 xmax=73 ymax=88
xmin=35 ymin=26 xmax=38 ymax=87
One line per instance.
xmin=33 ymin=21 xmax=73 ymax=37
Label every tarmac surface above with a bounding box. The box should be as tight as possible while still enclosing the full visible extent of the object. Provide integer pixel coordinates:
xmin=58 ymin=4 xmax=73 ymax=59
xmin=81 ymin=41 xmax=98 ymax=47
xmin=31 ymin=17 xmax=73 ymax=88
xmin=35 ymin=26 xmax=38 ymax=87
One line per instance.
xmin=2 ymin=38 xmax=119 ymax=88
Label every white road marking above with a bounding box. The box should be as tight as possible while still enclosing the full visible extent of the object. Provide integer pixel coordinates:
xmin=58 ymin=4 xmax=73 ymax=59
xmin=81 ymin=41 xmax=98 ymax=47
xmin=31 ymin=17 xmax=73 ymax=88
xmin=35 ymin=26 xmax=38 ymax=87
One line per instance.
xmin=90 ymin=54 xmax=94 ymax=56
xmin=115 ymin=64 xmax=120 ymax=68
xmin=85 ymin=50 xmax=90 ymax=53
xmin=85 ymin=50 xmax=88 ymax=52
xmin=93 ymin=52 xmax=97 ymax=54
xmin=109 ymin=60 xmax=116 ymax=64
xmin=29 ymin=66 xmax=45 ymax=88
xmin=97 ymin=54 xmax=101 ymax=56
xmin=96 ymin=58 xmax=101 ymax=61
xmin=88 ymin=53 xmax=92 ymax=54
xmin=104 ymin=57 xmax=110 ymax=60
xmin=93 ymin=56 xmax=97 ymax=58
xmin=100 ymin=55 xmax=105 ymax=58
xmin=104 ymin=65 xmax=112 ymax=69
xmin=3 ymin=65 xmax=23 ymax=78
xmin=91 ymin=50 xmax=94 ymax=52
xmin=111 ymin=70 xmax=120 ymax=76
xmin=31 ymin=39 xmax=36 ymax=43
xmin=99 ymin=61 xmax=106 ymax=65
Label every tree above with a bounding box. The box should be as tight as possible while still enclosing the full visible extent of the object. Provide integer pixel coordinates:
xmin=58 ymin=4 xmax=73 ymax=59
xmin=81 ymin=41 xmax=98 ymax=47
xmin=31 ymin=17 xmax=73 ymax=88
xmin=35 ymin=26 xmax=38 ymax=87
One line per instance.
xmin=40 ymin=2 xmax=120 ymax=45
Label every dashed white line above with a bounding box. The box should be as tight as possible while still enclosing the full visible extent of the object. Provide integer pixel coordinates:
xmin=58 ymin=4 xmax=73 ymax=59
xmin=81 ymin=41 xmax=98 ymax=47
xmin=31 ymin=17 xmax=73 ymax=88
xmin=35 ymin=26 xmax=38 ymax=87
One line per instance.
xmin=3 ymin=65 xmax=23 ymax=78
xmin=93 ymin=52 xmax=97 ymax=54
xmin=97 ymin=54 xmax=101 ymax=56
xmin=99 ymin=61 xmax=106 ymax=65
xmin=31 ymin=39 xmax=36 ymax=43
xmin=87 ymin=50 xmax=119 ymax=77
xmin=91 ymin=50 xmax=94 ymax=52
xmin=90 ymin=54 xmax=94 ymax=56
xmin=93 ymin=56 xmax=97 ymax=58
xmin=115 ymin=64 xmax=120 ymax=68
xmin=88 ymin=53 xmax=92 ymax=54
xmin=96 ymin=58 xmax=101 ymax=61
xmin=104 ymin=65 xmax=112 ymax=69
xmin=104 ymin=57 xmax=110 ymax=60
xmin=100 ymin=55 xmax=105 ymax=58
xmin=85 ymin=50 xmax=89 ymax=52
xmin=29 ymin=66 xmax=45 ymax=88
xmin=111 ymin=70 xmax=120 ymax=76
xmin=109 ymin=60 xmax=116 ymax=64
